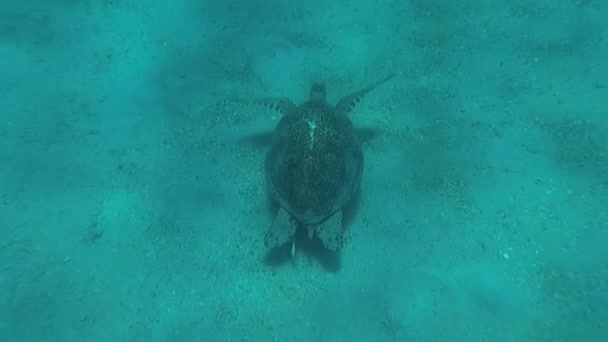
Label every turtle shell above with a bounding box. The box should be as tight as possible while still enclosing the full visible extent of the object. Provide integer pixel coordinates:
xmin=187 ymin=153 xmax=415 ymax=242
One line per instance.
xmin=264 ymin=100 xmax=363 ymax=226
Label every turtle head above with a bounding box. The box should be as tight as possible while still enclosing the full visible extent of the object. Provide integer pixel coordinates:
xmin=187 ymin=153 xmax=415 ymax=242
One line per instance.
xmin=309 ymin=82 xmax=327 ymax=103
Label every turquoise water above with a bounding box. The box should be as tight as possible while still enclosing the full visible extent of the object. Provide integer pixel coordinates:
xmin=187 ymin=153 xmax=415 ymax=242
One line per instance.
xmin=1 ymin=1 xmax=607 ymax=341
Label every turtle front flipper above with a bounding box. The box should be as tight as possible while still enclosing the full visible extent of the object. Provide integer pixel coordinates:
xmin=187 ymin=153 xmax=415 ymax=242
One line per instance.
xmin=316 ymin=210 xmax=344 ymax=252
xmin=228 ymin=97 xmax=296 ymax=115
xmin=253 ymin=97 xmax=296 ymax=115
xmin=264 ymin=207 xmax=297 ymax=248
xmin=335 ymin=74 xmax=395 ymax=114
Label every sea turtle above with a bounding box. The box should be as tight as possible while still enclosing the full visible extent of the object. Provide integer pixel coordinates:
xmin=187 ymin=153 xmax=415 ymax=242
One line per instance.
xmin=251 ymin=74 xmax=394 ymax=253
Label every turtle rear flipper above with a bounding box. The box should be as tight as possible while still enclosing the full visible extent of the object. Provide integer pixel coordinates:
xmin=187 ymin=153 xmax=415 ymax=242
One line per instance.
xmin=335 ymin=74 xmax=395 ymax=114
xmin=316 ymin=210 xmax=344 ymax=252
xmin=264 ymin=207 xmax=297 ymax=248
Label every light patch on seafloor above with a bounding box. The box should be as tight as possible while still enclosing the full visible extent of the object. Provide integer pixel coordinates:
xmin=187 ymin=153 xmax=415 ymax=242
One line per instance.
xmin=245 ymin=30 xmax=305 ymax=91
xmin=99 ymin=189 xmax=138 ymax=227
